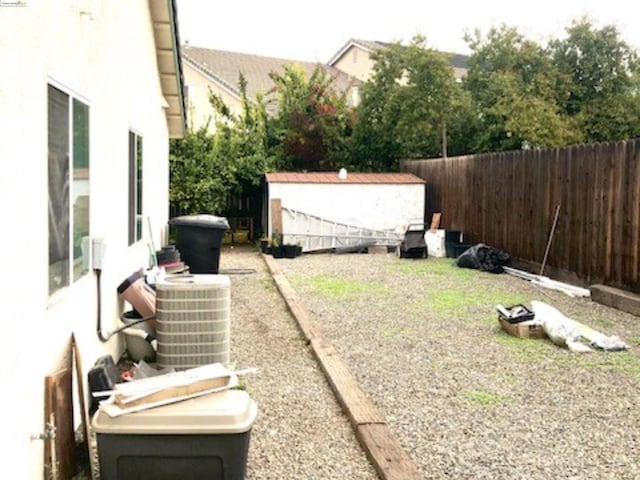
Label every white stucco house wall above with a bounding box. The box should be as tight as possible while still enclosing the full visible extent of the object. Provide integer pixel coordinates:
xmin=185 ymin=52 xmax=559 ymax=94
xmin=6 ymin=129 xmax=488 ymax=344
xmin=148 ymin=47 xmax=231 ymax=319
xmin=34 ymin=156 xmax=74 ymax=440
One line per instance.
xmin=265 ymin=172 xmax=426 ymax=251
xmin=0 ymin=0 xmax=185 ymax=477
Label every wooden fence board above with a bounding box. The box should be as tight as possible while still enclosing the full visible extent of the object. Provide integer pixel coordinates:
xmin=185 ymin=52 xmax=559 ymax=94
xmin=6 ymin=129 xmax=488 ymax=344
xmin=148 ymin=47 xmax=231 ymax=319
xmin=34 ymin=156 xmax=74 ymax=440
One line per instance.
xmin=402 ymin=139 xmax=640 ymax=292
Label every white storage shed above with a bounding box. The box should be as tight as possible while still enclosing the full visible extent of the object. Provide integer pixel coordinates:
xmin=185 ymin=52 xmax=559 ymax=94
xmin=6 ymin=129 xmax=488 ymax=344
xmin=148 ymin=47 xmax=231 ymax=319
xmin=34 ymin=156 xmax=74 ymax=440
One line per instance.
xmin=265 ymin=171 xmax=426 ymax=251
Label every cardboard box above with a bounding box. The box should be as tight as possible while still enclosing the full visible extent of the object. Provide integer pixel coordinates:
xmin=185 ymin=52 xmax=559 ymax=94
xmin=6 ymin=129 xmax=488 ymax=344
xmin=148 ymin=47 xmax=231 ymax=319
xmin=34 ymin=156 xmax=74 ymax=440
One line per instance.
xmin=498 ymin=316 xmax=546 ymax=339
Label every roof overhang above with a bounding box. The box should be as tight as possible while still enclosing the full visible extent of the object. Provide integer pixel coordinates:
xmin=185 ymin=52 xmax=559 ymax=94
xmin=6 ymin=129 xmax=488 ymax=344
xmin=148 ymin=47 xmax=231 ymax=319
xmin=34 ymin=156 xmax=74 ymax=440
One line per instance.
xmin=148 ymin=0 xmax=186 ymax=138
xmin=328 ymin=39 xmax=374 ymax=66
xmin=182 ymin=54 xmax=242 ymax=101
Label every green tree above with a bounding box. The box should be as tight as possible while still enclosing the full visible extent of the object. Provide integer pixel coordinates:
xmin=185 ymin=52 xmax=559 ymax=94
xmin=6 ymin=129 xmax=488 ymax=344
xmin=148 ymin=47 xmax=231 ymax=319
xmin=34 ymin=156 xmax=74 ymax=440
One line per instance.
xmin=549 ymin=18 xmax=640 ymax=142
xmin=169 ymin=74 xmax=274 ymax=215
xmin=169 ymin=127 xmax=235 ymax=215
xmin=463 ymin=25 xmax=581 ymax=152
xmin=350 ymin=36 xmax=466 ymax=170
xmin=269 ymin=64 xmax=353 ymax=171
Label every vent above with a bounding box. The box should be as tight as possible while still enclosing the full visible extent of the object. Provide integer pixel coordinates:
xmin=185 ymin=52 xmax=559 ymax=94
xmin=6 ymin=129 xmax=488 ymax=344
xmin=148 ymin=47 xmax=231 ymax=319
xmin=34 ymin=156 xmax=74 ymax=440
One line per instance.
xmin=155 ymin=275 xmax=231 ymax=369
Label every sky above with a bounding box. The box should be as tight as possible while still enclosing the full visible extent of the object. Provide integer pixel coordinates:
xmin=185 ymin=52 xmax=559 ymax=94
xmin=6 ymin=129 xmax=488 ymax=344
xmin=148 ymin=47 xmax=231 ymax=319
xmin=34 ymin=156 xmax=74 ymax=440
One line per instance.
xmin=175 ymin=0 xmax=640 ymax=63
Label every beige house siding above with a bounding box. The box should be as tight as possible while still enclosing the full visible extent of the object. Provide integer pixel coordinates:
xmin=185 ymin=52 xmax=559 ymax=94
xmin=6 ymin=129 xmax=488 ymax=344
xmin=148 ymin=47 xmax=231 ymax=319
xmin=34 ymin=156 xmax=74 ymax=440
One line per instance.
xmin=452 ymin=66 xmax=466 ymax=81
xmin=330 ymin=40 xmax=469 ymax=83
xmin=0 ymin=1 xmax=183 ymax=476
xmin=182 ymin=46 xmax=362 ymax=132
xmin=331 ymin=45 xmax=378 ymax=82
xmin=184 ymin=61 xmax=242 ymax=133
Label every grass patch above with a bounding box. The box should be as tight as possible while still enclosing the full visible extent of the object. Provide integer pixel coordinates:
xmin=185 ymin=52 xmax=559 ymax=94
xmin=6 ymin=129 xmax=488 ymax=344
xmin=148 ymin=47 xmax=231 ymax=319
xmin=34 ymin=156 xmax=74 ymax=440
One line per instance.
xmin=308 ymin=274 xmax=389 ymax=299
xmin=568 ymin=351 xmax=640 ymax=378
xmin=463 ymin=389 xmax=504 ymax=407
xmin=389 ymin=258 xmax=477 ymax=281
xmin=496 ymin=333 xmax=640 ymax=379
xmin=260 ymin=278 xmax=276 ymax=291
xmin=418 ymin=288 xmax=528 ymax=315
xmin=494 ymin=333 xmax=556 ymax=362
xmin=588 ymin=317 xmax=616 ymax=329
xmin=630 ymin=336 xmax=640 ymax=346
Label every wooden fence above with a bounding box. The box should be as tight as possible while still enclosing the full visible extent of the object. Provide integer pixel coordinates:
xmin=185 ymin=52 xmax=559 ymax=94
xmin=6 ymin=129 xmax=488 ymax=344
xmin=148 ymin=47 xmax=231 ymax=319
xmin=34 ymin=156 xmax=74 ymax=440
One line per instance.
xmin=401 ymin=139 xmax=640 ymax=292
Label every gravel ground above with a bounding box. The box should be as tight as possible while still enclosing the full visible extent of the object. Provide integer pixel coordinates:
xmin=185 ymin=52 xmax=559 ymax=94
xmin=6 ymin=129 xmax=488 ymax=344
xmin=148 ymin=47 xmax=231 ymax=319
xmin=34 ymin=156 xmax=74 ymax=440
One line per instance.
xmin=267 ymin=248 xmax=640 ymax=480
xmin=81 ymin=246 xmax=640 ymax=480
xmin=220 ymin=247 xmax=379 ymax=480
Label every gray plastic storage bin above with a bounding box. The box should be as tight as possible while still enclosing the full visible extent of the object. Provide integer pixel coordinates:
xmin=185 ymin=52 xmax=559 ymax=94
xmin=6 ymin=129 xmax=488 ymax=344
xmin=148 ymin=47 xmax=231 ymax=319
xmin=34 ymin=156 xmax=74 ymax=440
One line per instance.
xmin=92 ymin=389 xmax=257 ymax=480
xmin=169 ymin=215 xmax=229 ymax=274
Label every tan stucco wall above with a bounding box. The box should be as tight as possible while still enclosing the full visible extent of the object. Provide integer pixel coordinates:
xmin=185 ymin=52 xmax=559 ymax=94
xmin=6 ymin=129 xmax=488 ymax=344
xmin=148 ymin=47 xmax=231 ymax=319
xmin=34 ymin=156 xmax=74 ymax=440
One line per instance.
xmin=333 ymin=45 xmax=468 ymax=83
xmin=0 ymin=2 xmax=172 ymax=476
xmin=331 ymin=45 xmax=377 ymax=82
xmin=183 ymin=61 xmax=243 ymax=133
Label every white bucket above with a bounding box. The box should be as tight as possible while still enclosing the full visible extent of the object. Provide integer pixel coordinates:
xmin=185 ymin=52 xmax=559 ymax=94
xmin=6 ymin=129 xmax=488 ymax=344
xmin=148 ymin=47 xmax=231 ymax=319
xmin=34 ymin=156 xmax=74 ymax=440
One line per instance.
xmin=120 ymin=312 xmax=156 ymax=362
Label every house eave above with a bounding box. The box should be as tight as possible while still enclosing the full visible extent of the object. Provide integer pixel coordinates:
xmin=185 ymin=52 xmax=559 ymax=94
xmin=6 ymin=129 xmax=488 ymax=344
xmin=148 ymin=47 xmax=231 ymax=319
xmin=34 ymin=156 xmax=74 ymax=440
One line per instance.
xmin=148 ymin=0 xmax=186 ymax=138
xmin=327 ymin=39 xmax=373 ymax=66
xmin=182 ymin=54 xmax=243 ymax=103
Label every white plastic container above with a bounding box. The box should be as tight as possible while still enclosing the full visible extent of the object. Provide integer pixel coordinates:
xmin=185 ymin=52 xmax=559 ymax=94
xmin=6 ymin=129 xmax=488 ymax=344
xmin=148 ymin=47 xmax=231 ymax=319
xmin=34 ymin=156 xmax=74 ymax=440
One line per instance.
xmin=119 ymin=312 xmax=156 ymax=362
xmin=425 ymin=230 xmax=446 ymax=258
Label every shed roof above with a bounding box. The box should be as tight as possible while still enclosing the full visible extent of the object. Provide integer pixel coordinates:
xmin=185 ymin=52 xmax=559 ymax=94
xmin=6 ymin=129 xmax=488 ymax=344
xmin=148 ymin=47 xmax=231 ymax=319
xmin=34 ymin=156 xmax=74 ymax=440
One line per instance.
xmin=266 ymin=172 xmax=425 ymax=184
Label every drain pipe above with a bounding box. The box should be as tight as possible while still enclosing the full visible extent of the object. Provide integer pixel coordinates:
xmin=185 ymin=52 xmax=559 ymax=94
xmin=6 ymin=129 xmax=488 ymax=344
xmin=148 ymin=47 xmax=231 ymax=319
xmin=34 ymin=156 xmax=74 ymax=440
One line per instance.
xmin=95 ymin=268 xmax=111 ymax=342
xmin=91 ymin=238 xmax=111 ymax=342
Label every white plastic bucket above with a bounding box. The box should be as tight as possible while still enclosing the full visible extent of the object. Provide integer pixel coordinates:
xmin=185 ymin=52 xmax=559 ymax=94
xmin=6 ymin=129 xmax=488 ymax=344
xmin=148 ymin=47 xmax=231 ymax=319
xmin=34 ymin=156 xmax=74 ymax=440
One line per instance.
xmin=120 ymin=311 xmax=156 ymax=362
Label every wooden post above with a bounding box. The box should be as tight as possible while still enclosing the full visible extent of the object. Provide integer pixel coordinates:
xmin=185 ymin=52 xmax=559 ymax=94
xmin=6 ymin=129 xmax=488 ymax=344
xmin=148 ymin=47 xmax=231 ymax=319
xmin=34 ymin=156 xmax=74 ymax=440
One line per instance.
xmin=271 ymin=198 xmax=282 ymax=238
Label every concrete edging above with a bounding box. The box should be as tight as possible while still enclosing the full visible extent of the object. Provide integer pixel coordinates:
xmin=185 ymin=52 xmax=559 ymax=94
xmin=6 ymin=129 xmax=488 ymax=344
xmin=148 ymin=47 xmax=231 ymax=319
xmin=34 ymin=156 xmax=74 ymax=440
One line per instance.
xmin=262 ymin=253 xmax=423 ymax=480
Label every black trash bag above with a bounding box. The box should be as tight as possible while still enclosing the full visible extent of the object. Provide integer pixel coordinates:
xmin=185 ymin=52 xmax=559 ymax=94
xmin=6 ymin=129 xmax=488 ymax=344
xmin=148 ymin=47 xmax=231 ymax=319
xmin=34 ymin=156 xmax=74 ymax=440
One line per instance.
xmin=455 ymin=243 xmax=510 ymax=273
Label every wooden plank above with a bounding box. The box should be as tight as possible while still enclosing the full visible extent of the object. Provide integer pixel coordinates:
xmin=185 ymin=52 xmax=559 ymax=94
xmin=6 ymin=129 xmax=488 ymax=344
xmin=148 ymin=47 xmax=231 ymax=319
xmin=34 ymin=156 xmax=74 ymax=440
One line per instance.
xmin=262 ymin=248 xmax=425 ymax=480
xmin=263 ymin=253 xmax=324 ymax=341
xmin=429 ymin=212 xmax=441 ymax=230
xmin=590 ymin=284 xmax=640 ymax=316
xmin=630 ymin=140 xmax=640 ymax=291
xmin=591 ymin=143 xmax=604 ymax=285
xmin=71 ymin=335 xmax=94 ymax=480
xmin=271 ymin=198 xmax=282 ymax=237
xmin=356 ymin=424 xmax=423 ymax=480
xmin=45 ymin=368 xmax=75 ymax=480
xmin=612 ymin=141 xmax=625 ymax=287
xmin=312 ymin=339 xmax=385 ymax=425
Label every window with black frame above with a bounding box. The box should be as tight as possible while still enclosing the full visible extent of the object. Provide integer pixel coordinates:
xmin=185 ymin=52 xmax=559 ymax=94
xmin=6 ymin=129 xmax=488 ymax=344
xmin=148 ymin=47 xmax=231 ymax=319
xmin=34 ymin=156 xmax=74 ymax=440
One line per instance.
xmin=48 ymin=84 xmax=90 ymax=296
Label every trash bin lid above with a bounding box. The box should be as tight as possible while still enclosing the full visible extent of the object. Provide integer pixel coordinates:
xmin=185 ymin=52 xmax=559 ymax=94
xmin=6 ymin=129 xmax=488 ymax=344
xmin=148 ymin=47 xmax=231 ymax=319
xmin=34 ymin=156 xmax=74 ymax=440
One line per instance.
xmin=92 ymin=389 xmax=257 ymax=435
xmin=169 ymin=214 xmax=230 ymax=229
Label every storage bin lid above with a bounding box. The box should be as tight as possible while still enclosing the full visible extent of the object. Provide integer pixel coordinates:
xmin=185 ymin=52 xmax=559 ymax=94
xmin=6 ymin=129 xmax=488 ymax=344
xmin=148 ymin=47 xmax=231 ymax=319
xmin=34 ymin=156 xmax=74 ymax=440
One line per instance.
xmin=92 ymin=390 xmax=257 ymax=435
xmin=169 ymin=214 xmax=229 ymax=229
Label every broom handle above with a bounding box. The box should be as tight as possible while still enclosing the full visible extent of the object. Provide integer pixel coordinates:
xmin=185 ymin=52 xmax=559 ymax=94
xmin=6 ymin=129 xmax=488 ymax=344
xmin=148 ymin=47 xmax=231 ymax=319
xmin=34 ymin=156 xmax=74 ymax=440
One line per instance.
xmin=540 ymin=204 xmax=561 ymax=276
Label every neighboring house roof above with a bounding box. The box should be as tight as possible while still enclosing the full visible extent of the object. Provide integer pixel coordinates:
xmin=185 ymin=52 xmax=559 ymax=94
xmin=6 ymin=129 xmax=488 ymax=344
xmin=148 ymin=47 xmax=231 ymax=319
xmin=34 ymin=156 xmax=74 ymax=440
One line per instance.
xmin=328 ymin=38 xmax=390 ymax=65
xmin=328 ymin=37 xmax=469 ymax=71
xmin=149 ymin=0 xmax=186 ymax=138
xmin=266 ymin=172 xmax=425 ymax=184
xmin=182 ymin=45 xmax=360 ymax=112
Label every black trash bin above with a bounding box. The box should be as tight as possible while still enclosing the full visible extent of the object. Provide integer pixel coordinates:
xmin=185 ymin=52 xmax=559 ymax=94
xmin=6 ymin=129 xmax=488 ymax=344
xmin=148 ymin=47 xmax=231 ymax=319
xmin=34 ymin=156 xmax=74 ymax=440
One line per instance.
xmin=169 ymin=215 xmax=229 ymax=274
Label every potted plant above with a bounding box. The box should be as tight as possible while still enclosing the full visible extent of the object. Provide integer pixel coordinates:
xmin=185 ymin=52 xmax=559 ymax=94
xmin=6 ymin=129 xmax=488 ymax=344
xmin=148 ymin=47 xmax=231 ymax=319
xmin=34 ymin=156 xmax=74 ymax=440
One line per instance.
xmin=271 ymin=232 xmax=284 ymax=258
xmin=258 ymin=235 xmax=270 ymax=254
xmin=283 ymin=243 xmax=297 ymax=258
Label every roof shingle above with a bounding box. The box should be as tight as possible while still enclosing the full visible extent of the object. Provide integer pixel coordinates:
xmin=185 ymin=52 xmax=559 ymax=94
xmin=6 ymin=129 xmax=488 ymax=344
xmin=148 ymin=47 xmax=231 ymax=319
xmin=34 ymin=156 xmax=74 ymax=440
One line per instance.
xmin=182 ymin=45 xmax=359 ymax=111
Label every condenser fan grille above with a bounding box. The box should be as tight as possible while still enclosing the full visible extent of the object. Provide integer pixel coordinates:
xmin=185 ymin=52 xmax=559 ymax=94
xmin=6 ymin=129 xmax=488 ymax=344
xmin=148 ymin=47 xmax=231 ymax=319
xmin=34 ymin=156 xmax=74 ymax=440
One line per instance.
xmin=155 ymin=275 xmax=231 ymax=369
